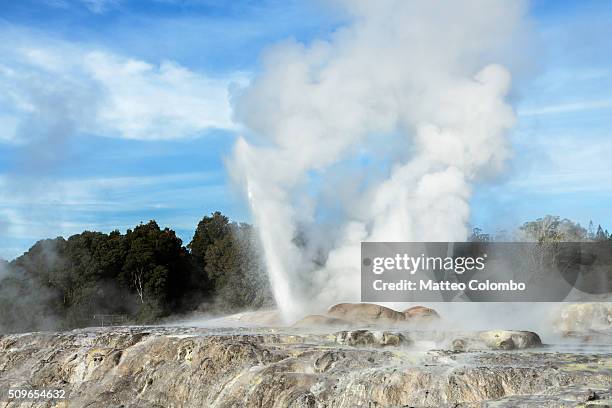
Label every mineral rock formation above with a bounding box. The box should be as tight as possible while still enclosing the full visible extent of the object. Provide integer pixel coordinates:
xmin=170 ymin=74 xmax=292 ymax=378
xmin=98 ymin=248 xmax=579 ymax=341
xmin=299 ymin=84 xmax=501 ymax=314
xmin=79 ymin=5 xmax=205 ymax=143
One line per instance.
xmin=478 ymin=330 xmax=542 ymax=350
xmin=403 ymin=306 xmax=440 ymax=321
xmin=332 ymin=330 xmax=410 ymax=347
xmin=326 ymin=303 xmax=407 ymax=325
xmin=449 ymin=330 xmax=542 ymax=352
xmin=554 ymin=303 xmax=612 ymax=333
xmin=295 ymin=303 xmax=442 ymax=329
xmin=0 ymin=326 xmax=610 ymax=407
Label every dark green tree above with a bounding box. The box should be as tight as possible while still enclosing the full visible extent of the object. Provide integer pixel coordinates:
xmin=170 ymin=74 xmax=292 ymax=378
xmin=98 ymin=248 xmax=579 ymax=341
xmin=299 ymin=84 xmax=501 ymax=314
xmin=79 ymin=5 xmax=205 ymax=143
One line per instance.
xmin=187 ymin=212 xmax=231 ymax=293
xmin=121 ymin=221 xmax=190 ymax=321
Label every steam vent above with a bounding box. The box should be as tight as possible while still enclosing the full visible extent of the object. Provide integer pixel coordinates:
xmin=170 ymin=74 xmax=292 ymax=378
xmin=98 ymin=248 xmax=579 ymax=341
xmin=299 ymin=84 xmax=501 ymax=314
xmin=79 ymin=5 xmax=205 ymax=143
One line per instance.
xmin=0 ymin=303 xmax=610 ymax=406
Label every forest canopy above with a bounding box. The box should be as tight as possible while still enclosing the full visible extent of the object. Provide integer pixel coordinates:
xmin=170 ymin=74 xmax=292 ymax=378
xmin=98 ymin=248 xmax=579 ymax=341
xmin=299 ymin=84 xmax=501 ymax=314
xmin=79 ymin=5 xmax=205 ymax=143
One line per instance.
xmin=0 ymin=212 xmax=272 ymax=333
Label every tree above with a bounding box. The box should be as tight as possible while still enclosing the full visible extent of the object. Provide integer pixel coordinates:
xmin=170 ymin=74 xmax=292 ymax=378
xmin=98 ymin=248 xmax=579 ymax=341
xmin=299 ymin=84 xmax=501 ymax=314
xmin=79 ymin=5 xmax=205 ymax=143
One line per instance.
xmin=189 ymin=212 xmax=230 ymax=264
xmin=121 ymin=221 xmax=190 ymax=321
xmin=202 ymin=223 xmax=272 ymax=311
xmin=187 ymin=212 xmax=273 ymax=312
xmin=187 ymin=212 xmax=231 ymax=294
xmin=588 ymin=220 xmax=595 ymax=240
xmin=123 ymin=237 xmax=154 ymax=304
xmin=94 ymin=230 xmax=127 ymax=280
xmin=595 ymin=225 xmax=608 ymax=241
xmin=520 ymin=215 xmax=587 ymax=242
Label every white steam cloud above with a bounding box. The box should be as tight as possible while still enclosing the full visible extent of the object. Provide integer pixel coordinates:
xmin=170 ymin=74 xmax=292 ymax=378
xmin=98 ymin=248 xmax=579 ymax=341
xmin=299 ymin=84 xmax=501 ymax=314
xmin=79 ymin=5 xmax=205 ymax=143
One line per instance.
xmin=231 ymin=0 xmax=531 ymax=322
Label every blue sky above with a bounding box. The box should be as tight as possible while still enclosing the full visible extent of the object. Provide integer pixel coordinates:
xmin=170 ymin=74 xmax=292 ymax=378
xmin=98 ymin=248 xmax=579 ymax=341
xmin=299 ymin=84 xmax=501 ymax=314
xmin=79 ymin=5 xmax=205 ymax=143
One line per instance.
xmin=0 ymin=0 xmax=611 ymax=259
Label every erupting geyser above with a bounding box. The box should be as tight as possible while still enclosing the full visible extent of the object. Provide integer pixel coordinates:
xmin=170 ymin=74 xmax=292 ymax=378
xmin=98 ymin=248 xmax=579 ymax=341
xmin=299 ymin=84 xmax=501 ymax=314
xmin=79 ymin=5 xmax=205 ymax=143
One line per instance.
xmin=230 ymin=0 xmax=532 ymax=322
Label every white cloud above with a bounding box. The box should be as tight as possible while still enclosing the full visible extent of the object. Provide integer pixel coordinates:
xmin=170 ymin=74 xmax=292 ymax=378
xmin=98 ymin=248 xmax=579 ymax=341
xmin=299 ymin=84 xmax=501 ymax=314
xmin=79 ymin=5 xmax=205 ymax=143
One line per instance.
xmin=519 ymin=99 xmax=612 ymax=116
xmin=82 ymin=52 xmax=240 ymax=139
xmin=0 ymin=29 xmax=245 ymax=143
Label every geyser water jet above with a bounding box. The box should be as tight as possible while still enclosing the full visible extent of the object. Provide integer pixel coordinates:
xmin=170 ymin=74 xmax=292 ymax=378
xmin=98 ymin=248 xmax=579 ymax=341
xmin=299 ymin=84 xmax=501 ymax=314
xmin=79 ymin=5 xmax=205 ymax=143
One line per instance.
xmin=230 ymin=0 xmax=532 ymax=322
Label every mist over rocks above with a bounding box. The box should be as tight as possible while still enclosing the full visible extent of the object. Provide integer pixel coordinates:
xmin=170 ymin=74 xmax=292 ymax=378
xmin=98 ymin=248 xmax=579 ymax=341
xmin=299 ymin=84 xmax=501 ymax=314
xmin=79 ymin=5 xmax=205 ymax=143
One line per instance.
xmin=224 ymin=304 xmax=550 ymax=355
xmin=478 ymin=330 xmax=542 ymax=350
xmin=1 ymin=300 xmax=607 ymax=407
xmin=290 ymin=303 xmax=443 ymax=328
xmin=292 ymin=315 xmax=352 ymax=329
xmin=321 ymin=303 xmax=442 ymax=328
xmin=219 ymin=309 xmax=283 ymax=326
xmin=0 ymin=326 xmax=609 ymax=407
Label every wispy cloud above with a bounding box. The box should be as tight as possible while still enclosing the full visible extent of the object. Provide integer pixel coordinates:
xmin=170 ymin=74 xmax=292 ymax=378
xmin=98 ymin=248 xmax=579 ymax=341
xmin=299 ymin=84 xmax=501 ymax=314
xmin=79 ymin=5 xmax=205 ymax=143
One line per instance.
xmin=504 ymin=133 xmax=612 ymax=195
xmin=508 ymin=171 xmax=612 ymax=194
xmin=0 ymin=171 xmax=229 ymax=258
xmin=0 ymin=172 xmax=219 ymax=208
xmin=81 ymin=0 xmax=121 ymax=13
xmin=41 ymin=0 xmax=70 ymax=9
xmin=518 ymin=99 xmax=612 ymax=116
xmin=42 ymin=0 xmax=122 ymax=13
xmin=0 ymin=26 xmax=247 ymax=144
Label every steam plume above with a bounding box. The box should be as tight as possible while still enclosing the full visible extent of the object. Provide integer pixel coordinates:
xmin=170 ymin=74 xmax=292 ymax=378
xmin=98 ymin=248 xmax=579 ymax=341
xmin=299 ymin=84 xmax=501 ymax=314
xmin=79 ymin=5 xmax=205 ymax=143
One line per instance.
xmin=231 ymin=0 xmax=531 ymax=321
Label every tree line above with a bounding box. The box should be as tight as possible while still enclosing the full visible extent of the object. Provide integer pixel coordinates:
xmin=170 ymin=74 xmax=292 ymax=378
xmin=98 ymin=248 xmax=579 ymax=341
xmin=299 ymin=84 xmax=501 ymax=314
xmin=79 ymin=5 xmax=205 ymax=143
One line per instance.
xmin=0 ymin=212 xmax=273 ymax=333
xmin=470 ymin=215 xmax=612 ymax=243
xmin=1 ymin=213 xmax=609 ymax=333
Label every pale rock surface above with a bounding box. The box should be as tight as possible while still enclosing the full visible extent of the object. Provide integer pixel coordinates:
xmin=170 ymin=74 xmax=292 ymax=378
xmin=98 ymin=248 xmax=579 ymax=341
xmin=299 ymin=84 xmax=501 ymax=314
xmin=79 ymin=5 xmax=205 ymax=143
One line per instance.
xmin=478 ymin=330 xmax=542 ymax=350
xmin=326 ymin=303 xmax=407 ymax=325
xmin=403 ymin=306 xmax=441 ymax=321
xmin=554 ymin=303 xmax=612 ymax=333
xmin=0 ymin=326 xmax=610 ymax=407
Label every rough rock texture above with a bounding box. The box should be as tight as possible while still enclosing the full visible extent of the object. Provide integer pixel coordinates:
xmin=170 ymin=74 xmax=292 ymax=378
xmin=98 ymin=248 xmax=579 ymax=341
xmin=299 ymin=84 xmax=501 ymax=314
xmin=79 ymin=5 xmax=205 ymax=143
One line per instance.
xmin=478 ymin=330 xmax=542 ymax=350
xmin=554 ymin=303 xmax=612 ymax=333
xmin=0 ymin=326 xmax=610 ymax=407
xmin=403 ymin=306 xmax=440 ymax=321
xmin=332 ymin=330 xmax=410 ymax=347
xmin=450 ymin=331 xmax=542 ymax=352
xmin=326 ymin=303 xmax=407 ymax=325
xmin=293 ymin=304 xmax=442 ymax=329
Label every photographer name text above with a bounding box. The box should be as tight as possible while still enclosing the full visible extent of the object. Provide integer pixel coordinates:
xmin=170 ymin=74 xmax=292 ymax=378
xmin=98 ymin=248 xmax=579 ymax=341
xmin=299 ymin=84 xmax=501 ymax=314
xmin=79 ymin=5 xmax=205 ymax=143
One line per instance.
xmin=372 ymin=279 xmax=526 ymax=292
